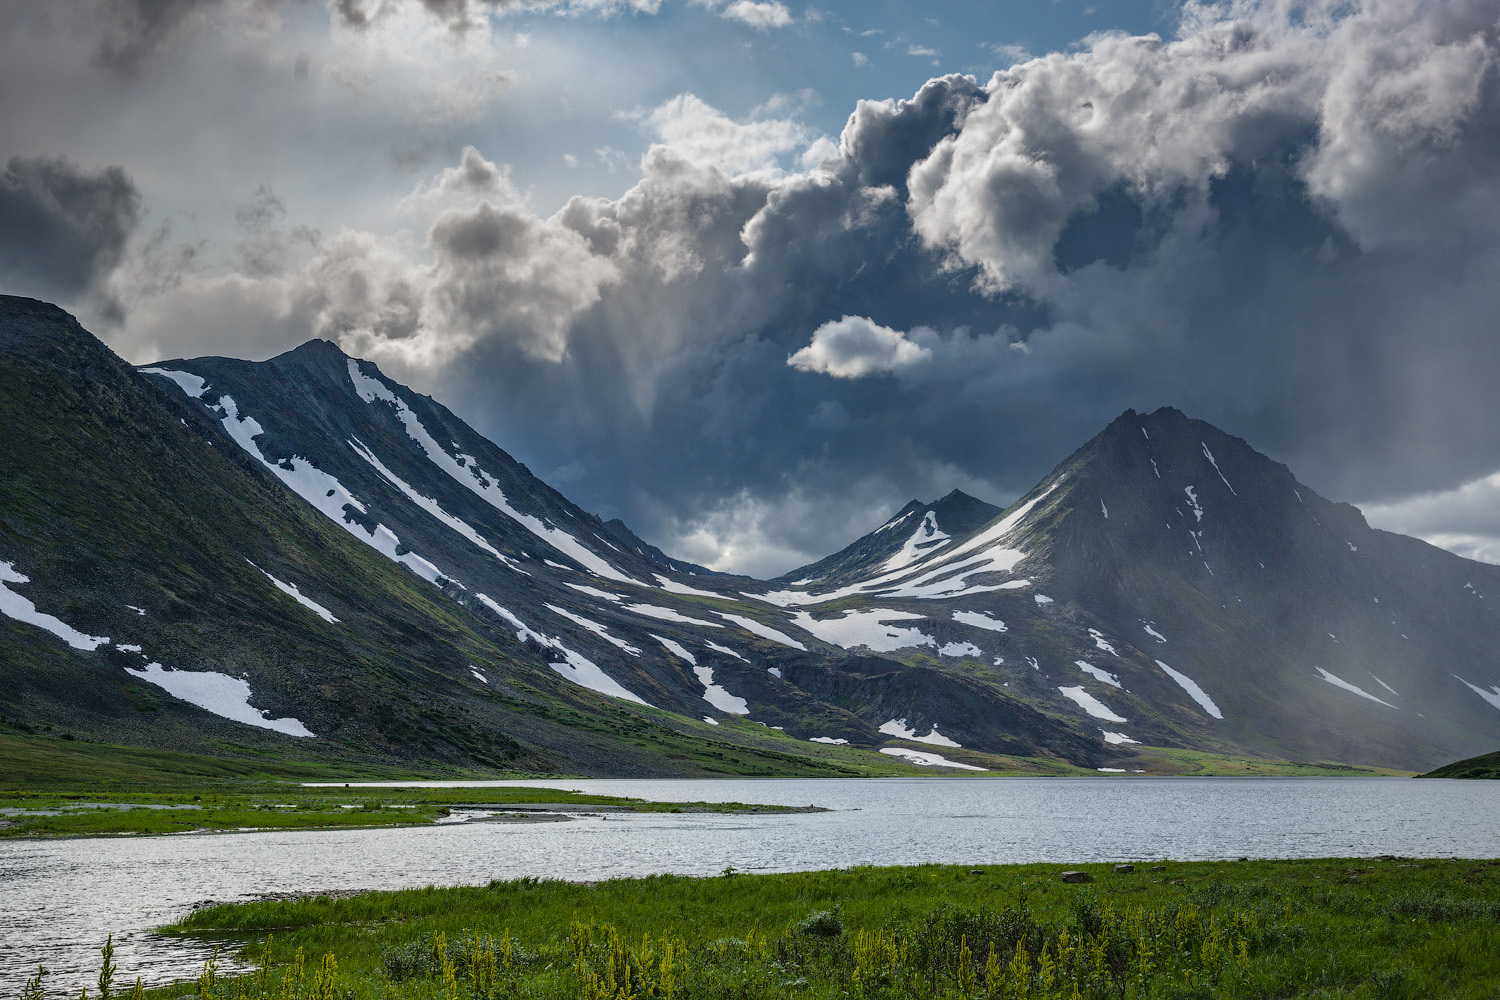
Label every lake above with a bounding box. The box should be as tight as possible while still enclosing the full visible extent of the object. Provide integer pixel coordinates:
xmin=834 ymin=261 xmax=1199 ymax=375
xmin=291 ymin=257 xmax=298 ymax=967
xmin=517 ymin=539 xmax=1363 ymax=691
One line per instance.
xmin=4 ymin=776 xmax=1499 ymax=993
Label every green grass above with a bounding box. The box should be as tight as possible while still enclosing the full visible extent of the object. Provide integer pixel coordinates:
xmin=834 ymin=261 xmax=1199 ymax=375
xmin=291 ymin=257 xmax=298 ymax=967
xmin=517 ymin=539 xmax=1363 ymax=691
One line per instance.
xmin=0 ymin=782 xmax=819 ymax=838
xmin=116 ymin=857 xmax=1500 ymax=1000
xmin=1421 ymin=749 xmax=1500 ymax=779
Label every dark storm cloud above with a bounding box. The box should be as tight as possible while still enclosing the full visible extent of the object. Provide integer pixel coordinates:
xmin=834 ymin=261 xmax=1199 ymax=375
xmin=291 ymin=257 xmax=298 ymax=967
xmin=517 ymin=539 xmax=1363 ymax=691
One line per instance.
xmin=0 ymin=154 xmax=143 ymax=313
xmin=120 ymin=0 xmax=1500 ymax=573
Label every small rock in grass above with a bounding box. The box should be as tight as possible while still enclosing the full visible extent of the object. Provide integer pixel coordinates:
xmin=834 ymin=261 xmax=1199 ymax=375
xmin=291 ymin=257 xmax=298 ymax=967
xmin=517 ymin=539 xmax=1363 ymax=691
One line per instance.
xmin=969 ymin=869 xmax=985 ymax=875
xmin=1060 ymin=871 xmax=1091 ymax=883
xmin=1114 ymin=863 xmax=1134 ymax=873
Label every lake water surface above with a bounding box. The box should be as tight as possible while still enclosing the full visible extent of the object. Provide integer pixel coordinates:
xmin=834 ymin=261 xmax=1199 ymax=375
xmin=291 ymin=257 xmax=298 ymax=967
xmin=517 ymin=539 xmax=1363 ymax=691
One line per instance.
xmin=4 ymin=776 xmax=1499 ymax=993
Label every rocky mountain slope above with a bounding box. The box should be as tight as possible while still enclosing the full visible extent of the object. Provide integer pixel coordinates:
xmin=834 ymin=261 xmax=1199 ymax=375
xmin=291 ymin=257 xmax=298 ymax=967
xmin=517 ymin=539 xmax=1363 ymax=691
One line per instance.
xmin=3 ymin=295 xmax=1499 ymax=773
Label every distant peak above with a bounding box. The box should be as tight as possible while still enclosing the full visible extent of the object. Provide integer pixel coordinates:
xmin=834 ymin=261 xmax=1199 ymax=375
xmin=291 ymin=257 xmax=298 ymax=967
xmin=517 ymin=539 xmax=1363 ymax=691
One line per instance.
xmin=273 ymin=339 xmax=350 ymax=365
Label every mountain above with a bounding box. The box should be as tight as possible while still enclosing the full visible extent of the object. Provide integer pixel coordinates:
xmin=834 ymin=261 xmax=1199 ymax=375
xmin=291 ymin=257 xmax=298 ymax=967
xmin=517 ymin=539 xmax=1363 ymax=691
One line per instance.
xmin=3 ymin=295 xmax=1499 ymax=774
xmin=1421 ymin=750 xmax=1500 ymax=779
xmin=752 ymin=409 xmax=1500 ymax=770
xmin=0 ymin=298 xmax=1100 ymax=776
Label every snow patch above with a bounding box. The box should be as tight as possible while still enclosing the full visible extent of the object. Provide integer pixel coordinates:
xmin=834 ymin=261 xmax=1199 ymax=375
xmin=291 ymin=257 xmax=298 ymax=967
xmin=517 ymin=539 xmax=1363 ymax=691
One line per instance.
xmin=1058 ymin=686 xmax=1126 ymax=722
xmin=1033 ymin=594 xmax=1054 ymax=605
xmin=704 ymin=640 xmax=748 ymax=661
xmin=809 ymin=736 xmax=848 ymax=745
xmin=1455 ymin=676 xmax=1500 ymax=711
xmin=656 ymin=635 xmax=748 ymax=714
xmin=626 ymin=603 xmax=724 ymax=628
xmin=1201 ymin=443 xmax=1235 ymax=494
xmin=348 ymin=438 xmax=521 ymax=572
xmin=1101 ymin=730 xmax=1140 ymax=745
xmin=545 ymin=604 xmax=642 ymax=655
xmin=1183 ymin=486 xmax=1203 ymax=522
xmin=116 ymin=643 xmax=143 ymax=654
xmin=1314 ymin=666 xmax=1395 ymax=708
xmin=879 ymin=747 xmax=985 ymax=771
xmin=1143 ymin=623 xmax=1166 ymax=643
xmin=198 ymin=389 xmax=447 ymax=586
xmin=1150 ymin=459 xmax=1160 ymax=479
xmin=470 ymin=667 xmax=489 ymax=685
xmin=1370 ymin=675 xmax=1400 ymax=698
xmin=1100 ymin=499 xmax=1109 ymax=519
xmin=1075 ymin=660 xmax=1121 ymax=688
xmin=952 ymin=610 xmax=1007 ymax=632
xmin=1087 ymin=629 xmax=1119 ymax=657
xmin=125 ymin=662 xmax=314 ymax=736
xmin=1155 ymin=660 xmax=1224 ymax=719
xmin=475 ymin=593 xmax=648 ymax=705
xmin=790 ymin=608 xmax=932 ymax=652
xmin=125 ymin=605 xmax=146 ymax=616
xmin=139 ymin=368 xmax=207 ymax=398
xmin=0 ymin=561 xmax=109 ymax=650
xmin=767 ymin=666 xmax=782 ymax=678
xmin=703 ymin=716 xmax=719 ymax=725
xmin=348 ymin=359 xmax=637 ymax=584
xmin=879 ymin=718 xmax=961 ymax=747
xmin=654 ymin=574 xmax=734 ymax=600
xmin=940 ymin=641 xmax=982 ymax=658
xmin=249 ymin=562 xmax=339 ymax=624
xmin=718 ymin=612 xmax=807 ymax=649
xmin=880 ymin=510 xmax=951 ymax=574
xmin=566 ymin=583 xmax=623 ymax=603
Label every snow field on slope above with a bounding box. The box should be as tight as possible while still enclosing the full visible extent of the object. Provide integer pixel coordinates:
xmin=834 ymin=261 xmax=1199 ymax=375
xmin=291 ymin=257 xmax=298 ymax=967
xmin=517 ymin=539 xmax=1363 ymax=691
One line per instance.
xmin=626 ymin=603 xmax=723 ymax=628
xmin=545 ymin=604 xmax=641 ymax=655
xmin=718 ymin=612 xmax=807 ymax=650
xmin=1058 ymin=685 xmax=1127 ymax=723
xmin=878 ymin=719 xmax=960 ymax=747
xmin=809 ymin=736 xmax=848 ymax=744
xmin=184 ymin=382 xmax=447 ymax=587
xmin=952 ymin=610 xmax=1007 ymax=632
xmin=1088 ymin=629 xmax=1119 ymax=656
xmin=880 ymin=511 xmax=951 ymax=574
xmin=1143 ymin=623 xmax=1167 ymax=643
xmin=653 ymin=635 xmax=749 ymax=714
xmin=789 ymin=608 xmax=933 ymax=652
xmin=1155 ymin=660 xmax=1224 ymax=719
xmin=1455 ymin=676 xmax=1500 ymax=711
xmin=748 ymin=484 xmax=1057 ymax=607
xmin=653 ymin=574 xmax=734 ymax=599
xmin=1313 ymin=666 xmax=1394 ymax=708
xmin=1075 ymin=660 xmax=1121 ymax=688
xmin=0 ymin=561 xmax=110 ymax=650
xmin=1101 ymin=730 xmax=1140 ymax=745
xmin=940 ymin=641 xmax=983 ymax=658
xmin=125 ymin=662 xmax=314 ymax=737
xmin=879 ymin=747 xmax=985 ymax=771
xmin=249 ymin=562 xmax=340 ymax=623
xmin=138 ymin=368 xmax=207 ymax=398
xmin=475 ymin=593 xmax=649 ymax=705
xmin=704 ymin=640 xmax=747 ymax=661
xmin=348 ymin=438 xmax=518 ymax=569
xmin=348 ymin=360 xmax=637 ymax=585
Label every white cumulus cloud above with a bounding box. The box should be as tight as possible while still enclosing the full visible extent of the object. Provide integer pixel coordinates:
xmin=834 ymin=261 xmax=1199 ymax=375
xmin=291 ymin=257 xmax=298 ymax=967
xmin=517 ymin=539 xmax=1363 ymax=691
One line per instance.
xmin=788 ymin=315 xmax=933 ymax=378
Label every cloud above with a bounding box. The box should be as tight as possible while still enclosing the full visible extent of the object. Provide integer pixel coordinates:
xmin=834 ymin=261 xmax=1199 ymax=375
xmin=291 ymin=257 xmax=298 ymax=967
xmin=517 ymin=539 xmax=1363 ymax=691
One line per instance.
xmin=1364 ymin=471 xmax=1500 ymax=564
xmin=105 ymin=1 xmax=1500 ymax=575
xmin=852 ymin=51 xmax=868 ymax=67
xmin=788 ymin=315 xmax=932 ymax=378
xmin=0 ymin=154 xmax=142 ymax=315
xmin=719 ymin=1 xmax=793 ymax=29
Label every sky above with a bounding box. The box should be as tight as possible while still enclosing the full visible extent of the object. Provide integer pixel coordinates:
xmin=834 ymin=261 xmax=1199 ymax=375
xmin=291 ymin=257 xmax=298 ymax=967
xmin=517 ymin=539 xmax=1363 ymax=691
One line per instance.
xmin=3 ymin=0 xmax=1500 ymax=577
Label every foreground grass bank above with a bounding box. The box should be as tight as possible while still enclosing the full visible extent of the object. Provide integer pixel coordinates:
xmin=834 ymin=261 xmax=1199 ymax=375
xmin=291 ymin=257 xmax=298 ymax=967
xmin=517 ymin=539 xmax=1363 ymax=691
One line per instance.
xmin=141 ymin=857 xmax=1500 ymax=999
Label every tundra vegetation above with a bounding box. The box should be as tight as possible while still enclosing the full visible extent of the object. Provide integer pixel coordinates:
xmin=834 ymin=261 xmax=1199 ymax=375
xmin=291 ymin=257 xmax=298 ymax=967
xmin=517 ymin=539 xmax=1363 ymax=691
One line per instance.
xmin=34 ymin=858 xmax=1500 ymax=1000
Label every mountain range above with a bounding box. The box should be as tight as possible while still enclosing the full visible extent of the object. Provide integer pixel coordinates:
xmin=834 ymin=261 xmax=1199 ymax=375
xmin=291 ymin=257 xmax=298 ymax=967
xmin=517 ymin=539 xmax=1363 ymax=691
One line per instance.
xmin=3 ymin=294 xmax=1498 ymax=775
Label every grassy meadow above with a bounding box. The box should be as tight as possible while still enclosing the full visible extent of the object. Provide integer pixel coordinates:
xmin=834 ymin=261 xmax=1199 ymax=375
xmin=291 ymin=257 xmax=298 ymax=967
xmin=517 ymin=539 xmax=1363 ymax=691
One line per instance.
xmin=36 ymin=857 xmax=1492 ymax=1000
